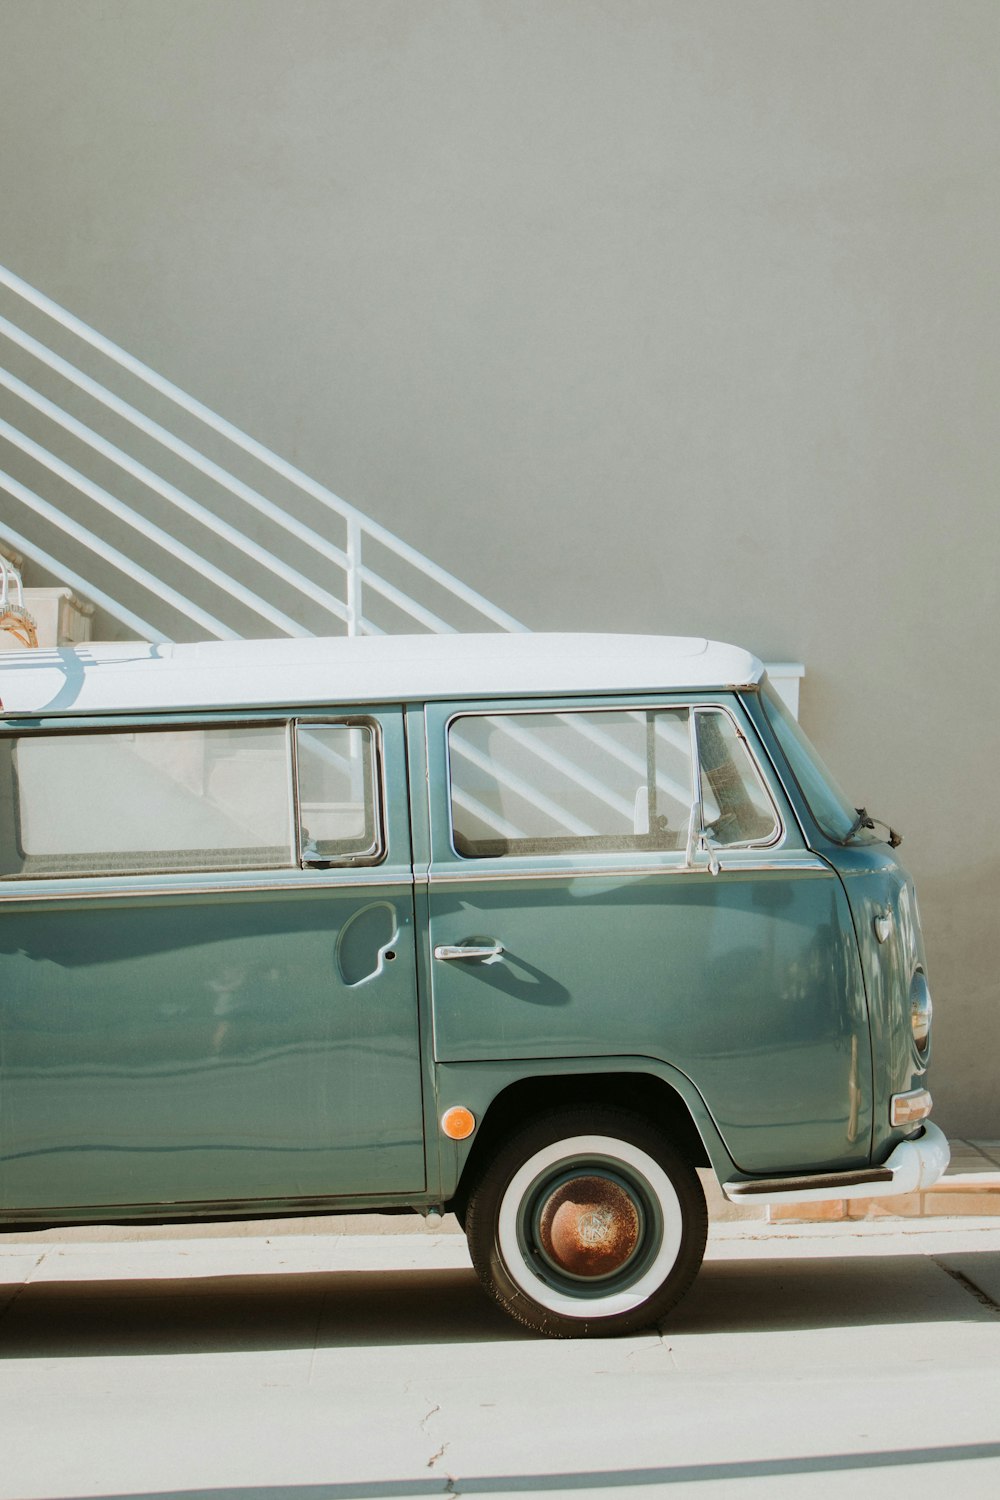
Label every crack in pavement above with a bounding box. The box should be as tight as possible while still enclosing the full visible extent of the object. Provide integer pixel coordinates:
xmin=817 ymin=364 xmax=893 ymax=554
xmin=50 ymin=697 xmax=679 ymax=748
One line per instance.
xmin=419 ymin=1403 xmax=458 ymax=1491
xmin=305 ymin=1287 xmax=327 ymax=1386
xmin=933 ymin=1259 xmax=1000 ymax=1315
xmin=643 ymin=1322 xmax=679 ymax=1368
xmin=427 ymin=1442 xmax=449 ymax=1470
xmin=419 ymin=1402 xmax=441 ymax=1435
xmin=0 ymin=1251 xmax=47 ymax=1329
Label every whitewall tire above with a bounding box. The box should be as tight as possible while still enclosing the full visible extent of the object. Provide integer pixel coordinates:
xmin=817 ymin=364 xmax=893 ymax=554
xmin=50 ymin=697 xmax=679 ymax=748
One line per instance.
xmin=465 ymin=1106 xmax=707 ymax=1338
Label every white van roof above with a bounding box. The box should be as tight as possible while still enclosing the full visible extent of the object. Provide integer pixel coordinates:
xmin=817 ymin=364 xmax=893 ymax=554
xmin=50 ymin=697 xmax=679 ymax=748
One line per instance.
xmin=0 ymin=633 xmax=764 ymax=717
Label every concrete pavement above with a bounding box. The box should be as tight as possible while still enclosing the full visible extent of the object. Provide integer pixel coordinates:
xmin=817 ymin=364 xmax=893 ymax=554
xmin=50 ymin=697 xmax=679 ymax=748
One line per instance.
xmin=2 ymin=1216 xmax=1000 ymax=1500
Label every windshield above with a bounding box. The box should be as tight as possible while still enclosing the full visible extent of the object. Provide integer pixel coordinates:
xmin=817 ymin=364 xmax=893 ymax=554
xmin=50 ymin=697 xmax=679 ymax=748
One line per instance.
xmin=759 ymin=678 xmax=860 ymax=844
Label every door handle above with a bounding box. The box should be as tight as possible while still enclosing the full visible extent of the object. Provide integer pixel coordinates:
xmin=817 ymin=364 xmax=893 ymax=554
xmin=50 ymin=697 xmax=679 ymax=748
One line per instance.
xmin=434 ymin=942 xmax=504 ymax=962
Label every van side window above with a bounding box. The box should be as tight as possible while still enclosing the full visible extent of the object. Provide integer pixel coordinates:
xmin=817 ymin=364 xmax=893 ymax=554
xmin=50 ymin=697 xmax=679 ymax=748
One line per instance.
xmin=296 ymin=724 xmax=381 ymax=863
xmin=695 ymin=709 xmax=779 ymax=847
xmin=2 ymin=725 xmax=293 ymax=878
xmin=448 ymin=709 xmax=693 ymax=857
xmin=0 ymin=720 xmax=383 ymax=879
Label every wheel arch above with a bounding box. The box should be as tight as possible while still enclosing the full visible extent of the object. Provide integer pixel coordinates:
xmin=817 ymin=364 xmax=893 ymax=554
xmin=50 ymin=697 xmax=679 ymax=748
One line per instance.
xmin=445 ymin=1067 xmax=714 ymax=1221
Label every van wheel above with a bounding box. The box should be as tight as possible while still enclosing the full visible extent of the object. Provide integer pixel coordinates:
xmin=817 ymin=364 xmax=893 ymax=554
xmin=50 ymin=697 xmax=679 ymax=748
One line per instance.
xmin=465 ymin=1106 xmax=706 ymax=1338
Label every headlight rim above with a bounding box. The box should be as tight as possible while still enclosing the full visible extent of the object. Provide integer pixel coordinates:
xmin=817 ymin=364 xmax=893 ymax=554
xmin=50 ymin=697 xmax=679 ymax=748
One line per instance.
xmin=909 ymin=967 xmax=933 ymax=1059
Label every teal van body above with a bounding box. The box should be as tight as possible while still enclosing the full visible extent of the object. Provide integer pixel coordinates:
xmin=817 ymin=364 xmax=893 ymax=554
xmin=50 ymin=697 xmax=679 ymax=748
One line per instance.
xmin=0 ymin=634 xmax=947 ymax=1336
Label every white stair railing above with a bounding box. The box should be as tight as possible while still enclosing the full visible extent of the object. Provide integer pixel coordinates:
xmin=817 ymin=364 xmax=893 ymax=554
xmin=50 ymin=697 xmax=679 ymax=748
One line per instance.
xmin=0 ymin=261 xmax=527 ymax=641
xmin=0 ymin=263 xmax=804 ymax=723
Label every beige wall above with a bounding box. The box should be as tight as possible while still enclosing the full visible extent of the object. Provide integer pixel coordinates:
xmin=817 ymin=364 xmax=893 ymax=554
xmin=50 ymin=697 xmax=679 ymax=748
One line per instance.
xmin=1 ymin=1 xmax=998 ymax=1133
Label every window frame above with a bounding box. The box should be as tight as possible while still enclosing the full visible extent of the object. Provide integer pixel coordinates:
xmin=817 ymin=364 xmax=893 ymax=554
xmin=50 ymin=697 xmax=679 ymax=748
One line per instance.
xmin=691 ymin=704 xmax=784 ymax=852
xmin=0 ymin=713 xmax=387 ymax=884
xmin=291 ymin=716 xmax=386 ymax=869
xmin=444 ymin=699 xmax=784 ymax=864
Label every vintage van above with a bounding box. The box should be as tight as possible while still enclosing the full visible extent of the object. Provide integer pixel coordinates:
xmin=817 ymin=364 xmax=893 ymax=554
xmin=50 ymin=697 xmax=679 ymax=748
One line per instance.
xmin=0 ymin=633 xmax=947 ymax=1336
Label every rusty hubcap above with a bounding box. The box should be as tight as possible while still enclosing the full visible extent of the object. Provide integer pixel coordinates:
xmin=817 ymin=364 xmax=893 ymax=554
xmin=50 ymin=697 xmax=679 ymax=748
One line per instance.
xmin=537 ymin=1174 xmax=642 ymax=1279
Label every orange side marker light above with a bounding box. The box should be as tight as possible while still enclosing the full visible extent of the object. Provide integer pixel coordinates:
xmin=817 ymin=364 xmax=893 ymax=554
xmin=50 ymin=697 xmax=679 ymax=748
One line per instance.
xmin=441 ymin=1105 xmax=476 ymax=1141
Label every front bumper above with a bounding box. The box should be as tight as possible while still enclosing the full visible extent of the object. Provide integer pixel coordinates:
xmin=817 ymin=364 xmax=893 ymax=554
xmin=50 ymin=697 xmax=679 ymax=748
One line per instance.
xmin=722 ymin=1122 xmax=951 ymax=1207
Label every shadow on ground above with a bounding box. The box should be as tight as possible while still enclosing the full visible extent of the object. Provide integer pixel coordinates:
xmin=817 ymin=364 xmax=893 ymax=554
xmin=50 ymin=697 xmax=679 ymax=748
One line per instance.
xmin=1 ymin=1248 xmax=997 ymax=1357
xmin=671 ymin=1248 xmax=1000 ymax=1334
xmin=0 ymin=1267 xmax=521 ymax=1356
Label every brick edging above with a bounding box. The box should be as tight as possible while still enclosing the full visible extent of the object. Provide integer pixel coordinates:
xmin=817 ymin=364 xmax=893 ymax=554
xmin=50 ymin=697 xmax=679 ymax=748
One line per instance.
xmin=768 ymin=1175 xmax=1000 ymax=1223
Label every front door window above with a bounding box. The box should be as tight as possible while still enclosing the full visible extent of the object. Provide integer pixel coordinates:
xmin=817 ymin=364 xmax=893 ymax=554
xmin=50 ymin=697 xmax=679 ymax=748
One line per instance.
xmin=447 ymin=705 xmax=779 ymax=861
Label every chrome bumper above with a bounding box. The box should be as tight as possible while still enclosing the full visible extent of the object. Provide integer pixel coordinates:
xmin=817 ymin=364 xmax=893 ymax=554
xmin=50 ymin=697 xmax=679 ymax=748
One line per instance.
xmin=722 ymin=1122 xmax=951 ymax=1206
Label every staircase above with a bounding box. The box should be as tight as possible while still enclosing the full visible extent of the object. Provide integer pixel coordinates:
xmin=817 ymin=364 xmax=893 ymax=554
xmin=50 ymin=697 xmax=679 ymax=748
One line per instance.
xmin=0 ymin=262 xmax=804 ymax=715
xmin=0 ymin=262 xmax=526 ymax=645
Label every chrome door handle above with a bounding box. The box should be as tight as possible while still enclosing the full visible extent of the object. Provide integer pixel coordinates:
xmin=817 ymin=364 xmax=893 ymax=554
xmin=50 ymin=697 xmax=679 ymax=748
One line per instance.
xmin=434 ymin=942 xmax=504 ymax=962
